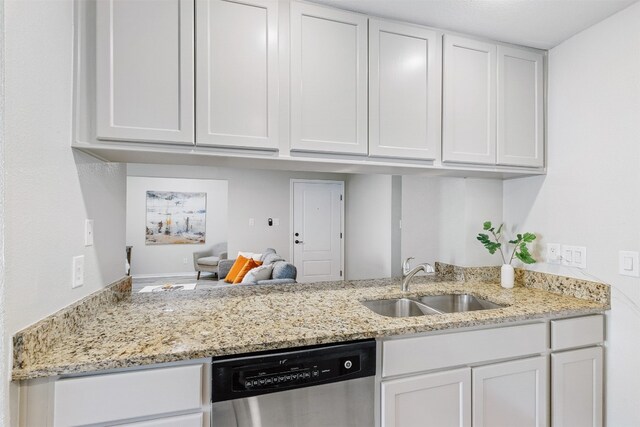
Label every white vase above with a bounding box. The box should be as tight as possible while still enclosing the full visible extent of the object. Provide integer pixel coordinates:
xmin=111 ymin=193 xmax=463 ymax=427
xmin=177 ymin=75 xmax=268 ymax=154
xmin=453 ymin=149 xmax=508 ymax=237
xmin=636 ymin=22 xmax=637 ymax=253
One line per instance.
xmin=501 ymin=264 xmax=515 ymax=289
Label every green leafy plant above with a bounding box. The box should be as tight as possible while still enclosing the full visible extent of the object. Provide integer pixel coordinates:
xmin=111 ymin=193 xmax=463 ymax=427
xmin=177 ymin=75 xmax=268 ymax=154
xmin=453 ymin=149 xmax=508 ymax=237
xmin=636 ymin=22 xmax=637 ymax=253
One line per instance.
xmin=477 ymin=221 xmax=537 ymax=265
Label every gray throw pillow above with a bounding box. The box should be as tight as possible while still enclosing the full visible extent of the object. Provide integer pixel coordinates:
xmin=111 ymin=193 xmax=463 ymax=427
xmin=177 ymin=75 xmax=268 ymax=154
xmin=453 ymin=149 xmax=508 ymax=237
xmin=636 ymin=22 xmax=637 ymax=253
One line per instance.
xmin=272 ymin=261 xmax=297 ymax=280
xmin=241 ymin=264 xmax=274 ymax=284
xmin=262 ymin=252 xmax=284 ymax=265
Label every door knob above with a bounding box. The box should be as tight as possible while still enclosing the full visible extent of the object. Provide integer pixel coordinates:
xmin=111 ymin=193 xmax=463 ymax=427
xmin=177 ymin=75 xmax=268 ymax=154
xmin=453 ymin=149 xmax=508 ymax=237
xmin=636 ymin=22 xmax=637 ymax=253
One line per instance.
xmin=295 ymin=240 xmax=304 ymax=244
xmin=295 ymin=232 xmax=299 ymax=237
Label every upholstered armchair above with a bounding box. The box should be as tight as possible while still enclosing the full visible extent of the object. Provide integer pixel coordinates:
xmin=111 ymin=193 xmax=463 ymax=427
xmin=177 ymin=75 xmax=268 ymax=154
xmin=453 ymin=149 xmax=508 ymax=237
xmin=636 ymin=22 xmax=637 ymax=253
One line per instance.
xmin=193 ymin=242 xmax=228 ymax=280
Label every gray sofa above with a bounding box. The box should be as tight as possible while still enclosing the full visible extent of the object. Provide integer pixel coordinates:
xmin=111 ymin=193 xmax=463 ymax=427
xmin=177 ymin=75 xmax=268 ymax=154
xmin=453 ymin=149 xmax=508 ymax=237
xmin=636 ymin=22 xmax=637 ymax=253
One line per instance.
xmin=218 ymin=248 xmax=297 ymax=285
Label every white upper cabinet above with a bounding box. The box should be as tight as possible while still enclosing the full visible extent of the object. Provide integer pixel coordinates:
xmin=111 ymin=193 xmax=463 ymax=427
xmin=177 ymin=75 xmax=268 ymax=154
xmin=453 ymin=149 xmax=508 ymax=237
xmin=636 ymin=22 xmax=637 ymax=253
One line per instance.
xmin=290 ymin=2 xmax=368 ymax=155
xmin=442 ymin=35 xmax=497 ymax=165
xmin=96 ymin=0 xmax=194 ymax=144
xmin=497 ymin=46 xmax=545 ymax=167
xmin=196 ymin=0 xmax=279 ymax=150
xmin=369 ymin=20 xmax=441 ymax=160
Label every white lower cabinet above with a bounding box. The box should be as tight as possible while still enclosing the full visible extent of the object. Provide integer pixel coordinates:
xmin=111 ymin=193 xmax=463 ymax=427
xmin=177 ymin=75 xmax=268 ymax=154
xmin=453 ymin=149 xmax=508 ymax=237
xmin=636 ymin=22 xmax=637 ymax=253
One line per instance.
xmin=382 ymin=368 xmax=471 ymax=427
xmin=380 ymin=317 xmax=604 ymax=427
xmin=552 ymin=347 xmax=603 ymax=427
xmin=472 ymin=356 xmax=548 ymax=427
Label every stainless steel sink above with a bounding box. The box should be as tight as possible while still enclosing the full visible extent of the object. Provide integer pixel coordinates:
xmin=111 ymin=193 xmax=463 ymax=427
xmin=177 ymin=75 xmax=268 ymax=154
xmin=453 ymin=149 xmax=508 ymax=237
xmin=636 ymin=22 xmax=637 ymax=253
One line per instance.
xmin=416 ymin=294 xmax=504 ymax=313
xmin=361 ymin=298 xmax=441 ymax=318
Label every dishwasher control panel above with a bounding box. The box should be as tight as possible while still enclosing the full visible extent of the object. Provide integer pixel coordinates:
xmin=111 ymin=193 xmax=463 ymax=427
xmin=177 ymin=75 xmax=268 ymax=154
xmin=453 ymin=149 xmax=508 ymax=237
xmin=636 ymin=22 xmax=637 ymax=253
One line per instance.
xmin=212 ymin=340 xmax=376 ymax=402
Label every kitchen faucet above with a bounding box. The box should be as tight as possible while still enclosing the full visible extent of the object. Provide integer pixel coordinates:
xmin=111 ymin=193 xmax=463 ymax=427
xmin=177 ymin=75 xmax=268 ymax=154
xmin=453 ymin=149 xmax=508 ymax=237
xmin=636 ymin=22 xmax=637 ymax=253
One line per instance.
xmin=401 ymin=257 xmax=435 ymax=292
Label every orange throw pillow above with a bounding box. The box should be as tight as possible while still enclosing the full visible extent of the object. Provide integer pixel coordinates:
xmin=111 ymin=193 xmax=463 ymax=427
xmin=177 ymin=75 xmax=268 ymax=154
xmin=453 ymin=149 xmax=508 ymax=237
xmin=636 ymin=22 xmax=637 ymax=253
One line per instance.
xmin=224 ymin=255 xmax=249 ymax=283
xmin=233 ymin=259 xmax=263 ymax=284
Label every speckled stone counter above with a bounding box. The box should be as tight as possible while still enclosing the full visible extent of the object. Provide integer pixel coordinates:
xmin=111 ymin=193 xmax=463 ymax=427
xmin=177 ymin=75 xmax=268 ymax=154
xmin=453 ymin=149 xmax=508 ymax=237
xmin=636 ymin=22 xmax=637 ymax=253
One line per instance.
xmin=12 ymin=271 xmax=608 ymax=381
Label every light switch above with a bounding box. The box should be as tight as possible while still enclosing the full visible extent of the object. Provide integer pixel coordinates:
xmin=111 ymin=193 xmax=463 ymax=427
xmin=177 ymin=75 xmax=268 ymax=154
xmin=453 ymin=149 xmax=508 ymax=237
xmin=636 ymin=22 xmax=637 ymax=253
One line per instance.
xmin=85 ymin=219 xmax=94 ymax=246
xmin=562 ymin=246 xmax=573 ymax=266
xmin=573 ymin=246 xmax=587 ymax=269
xmin=619 ymin=251 xmax=640 ymax=277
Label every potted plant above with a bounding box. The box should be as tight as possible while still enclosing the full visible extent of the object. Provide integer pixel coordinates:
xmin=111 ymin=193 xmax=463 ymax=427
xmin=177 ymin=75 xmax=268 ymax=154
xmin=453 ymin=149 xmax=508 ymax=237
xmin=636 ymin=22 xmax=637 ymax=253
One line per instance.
xmin=477 ymin=221 xmax=536 ymax=288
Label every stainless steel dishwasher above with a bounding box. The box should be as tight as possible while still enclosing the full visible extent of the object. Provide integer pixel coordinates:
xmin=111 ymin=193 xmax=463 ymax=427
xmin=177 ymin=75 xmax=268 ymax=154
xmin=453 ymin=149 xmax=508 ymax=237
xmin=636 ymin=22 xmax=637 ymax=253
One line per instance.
xmin=211 ymin=340 xmax=376 ymax=427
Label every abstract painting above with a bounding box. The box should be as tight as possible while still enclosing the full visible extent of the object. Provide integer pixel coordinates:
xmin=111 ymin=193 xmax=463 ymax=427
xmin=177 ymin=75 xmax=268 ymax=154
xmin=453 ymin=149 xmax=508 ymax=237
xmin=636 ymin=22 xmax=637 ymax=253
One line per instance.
xmin=145 ymin=191 xmax=206 ymax=245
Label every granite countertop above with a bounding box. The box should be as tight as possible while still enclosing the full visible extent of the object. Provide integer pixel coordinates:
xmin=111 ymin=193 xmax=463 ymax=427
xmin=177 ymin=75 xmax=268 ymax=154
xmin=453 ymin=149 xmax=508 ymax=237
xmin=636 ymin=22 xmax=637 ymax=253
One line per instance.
xmin=12 ymin=273 xmax=608 ymax=381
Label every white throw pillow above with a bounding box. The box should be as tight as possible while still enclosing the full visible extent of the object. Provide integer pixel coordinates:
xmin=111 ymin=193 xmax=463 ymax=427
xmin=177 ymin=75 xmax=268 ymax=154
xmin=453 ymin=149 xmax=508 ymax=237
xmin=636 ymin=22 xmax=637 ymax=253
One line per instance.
xmin=237 ymin=251 xmax=263 ymax=261
xmin=241 ymin=264 xmax=274 ymax=284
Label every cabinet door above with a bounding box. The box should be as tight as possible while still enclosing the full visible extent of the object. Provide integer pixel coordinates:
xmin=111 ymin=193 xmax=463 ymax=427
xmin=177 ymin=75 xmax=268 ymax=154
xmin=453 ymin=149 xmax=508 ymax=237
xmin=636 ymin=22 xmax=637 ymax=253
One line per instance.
xmin=497 ymin=46 xmax=544 ymax=167
xmin=381 ymin=368 xmax=471 ymax=427
xmin=552 ymin=347 xmax=603 ymax=427
xmin=196 ymin=0 xmax=278 ymax=150
xmin=96 ymin=0 xmax=194 ymax=144
xmin=290 ymin=2 xmax=368 ymax=155
xmin=473 ymin=356 xmax=548 ymax=427
xmin=442 ymin=35 xmax=496 ymax=165
xmin=369 ymin=20 xmax=441 ymax=160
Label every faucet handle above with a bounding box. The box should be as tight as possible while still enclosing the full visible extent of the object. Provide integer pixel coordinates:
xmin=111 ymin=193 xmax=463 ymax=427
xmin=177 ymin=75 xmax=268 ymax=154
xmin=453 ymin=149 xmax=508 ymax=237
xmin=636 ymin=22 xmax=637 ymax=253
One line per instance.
xmin=402 ymin=257 xmax=415 ymax=274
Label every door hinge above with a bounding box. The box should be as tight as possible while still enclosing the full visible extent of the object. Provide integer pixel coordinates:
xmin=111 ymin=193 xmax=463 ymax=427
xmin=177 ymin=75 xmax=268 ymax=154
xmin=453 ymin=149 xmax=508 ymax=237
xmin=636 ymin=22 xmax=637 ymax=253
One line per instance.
xmin=340 ymin=194 xmax=343 ymax=201
xmin=340 ymin=270 xmax=343 ymax=277
xmin=340 ymin=232 xmax=342 ymax=239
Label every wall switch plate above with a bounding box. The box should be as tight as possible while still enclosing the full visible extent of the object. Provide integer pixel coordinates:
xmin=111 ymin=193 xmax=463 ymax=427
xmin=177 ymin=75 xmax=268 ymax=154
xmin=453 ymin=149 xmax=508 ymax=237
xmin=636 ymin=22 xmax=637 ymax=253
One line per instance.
xmin=573 ymin=246 xmax=587 ymax=269
xmin=85 ymin=219 xmax=94 ymax=246
xmin=249 ymin=218 xmax=255 ymax=226
xmin=183 ymin=257 xmax=188 ymax=264
xmin=72 ymin=255 xmax=84 ymax=288
xmin=547 ymin=243 xmax=561 ymax=264
xmin=561 ymin=245 xmax=573 ymax=266
xmin=619 ymin=251 xmax=640 ymax=277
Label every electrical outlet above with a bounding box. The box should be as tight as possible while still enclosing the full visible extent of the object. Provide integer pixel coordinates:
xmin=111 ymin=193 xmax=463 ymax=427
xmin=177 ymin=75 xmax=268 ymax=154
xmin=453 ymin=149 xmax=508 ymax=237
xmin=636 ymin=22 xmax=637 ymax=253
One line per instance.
xmin=85 ymin=219 xmax=94 ymax=246
xmin=72 ymin=255 xmax=84 ymax=288
xmin=547 ymin=243 xmax=561 ymax=264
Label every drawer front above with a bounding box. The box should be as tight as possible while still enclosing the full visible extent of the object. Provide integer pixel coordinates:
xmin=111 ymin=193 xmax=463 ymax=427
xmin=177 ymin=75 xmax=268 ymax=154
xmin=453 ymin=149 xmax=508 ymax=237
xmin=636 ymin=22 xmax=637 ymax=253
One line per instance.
xmin=551 ymin=315 xmax=604 ymax=351
xmin=54 ymin=364 xmax=203 ymax=426
xmin=382 ymin=323 xmax=547 ymax=378
xmin=118 ymin=412 xmax=204 ymax=427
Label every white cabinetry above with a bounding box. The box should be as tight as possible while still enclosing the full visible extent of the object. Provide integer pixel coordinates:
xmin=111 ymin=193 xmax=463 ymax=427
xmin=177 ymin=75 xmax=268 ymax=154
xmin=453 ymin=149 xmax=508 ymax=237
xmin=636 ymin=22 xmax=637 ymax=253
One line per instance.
xmin=381 ymin=368 xmax=471 ymax=427
xmin=96 ymin=0 xmax=194 ymax=144
xmin=442 ymin=35 xmax=496 ymax=165
xmin=472 ymin=356 xmax=548 ymax=427
xmin=290 ymin=2 xmax=368 ymax=154
xmin=380 ymin=323 xmax=548 ymax=427
xmin=497 ymin=46 xmax=544 ymax=167
xmin=368 ymin=20 xmax=441 ymax=160
xmin=551 ymin=316 xmax=604 ymax=427
xmin=20 ymin=362 xmax=210 ymax=427
xmin=443 ymin=35 xmax=545 ymax=168
xmin=196 ymin=0 xmax=279 ymax=150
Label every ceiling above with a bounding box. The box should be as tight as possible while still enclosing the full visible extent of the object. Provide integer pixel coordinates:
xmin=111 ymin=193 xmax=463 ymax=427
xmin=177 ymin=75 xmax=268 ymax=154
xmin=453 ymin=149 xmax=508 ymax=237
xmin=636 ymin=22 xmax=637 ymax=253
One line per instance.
xmin=309 ymin=0 xmax=638 ymax=49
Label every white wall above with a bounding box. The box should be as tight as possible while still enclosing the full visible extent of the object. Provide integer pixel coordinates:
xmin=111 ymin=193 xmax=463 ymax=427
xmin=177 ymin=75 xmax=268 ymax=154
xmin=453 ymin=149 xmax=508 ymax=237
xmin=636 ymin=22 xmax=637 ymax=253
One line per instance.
xmin=128 ymin=164 xmax=347 ymax=262
xmin=126 ymin=177 xmax=228 ymax=276
xmin=402 ymin=177 xmax=503 ymax=267
xmin=3 ymin=1 xmax=127 ymax=424
xmin=0 ymin=0 xmax=5 ymax=424
xmin=345 ymin=174 xmax=394 ymax=280
xmin=503 ymin=2 xmax=640 ymax=424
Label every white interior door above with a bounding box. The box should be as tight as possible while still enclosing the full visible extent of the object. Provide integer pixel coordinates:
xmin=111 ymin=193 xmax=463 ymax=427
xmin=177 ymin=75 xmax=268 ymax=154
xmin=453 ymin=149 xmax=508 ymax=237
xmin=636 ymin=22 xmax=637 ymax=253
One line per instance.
xmin=292 ymin=181 xmax=343 ymax=283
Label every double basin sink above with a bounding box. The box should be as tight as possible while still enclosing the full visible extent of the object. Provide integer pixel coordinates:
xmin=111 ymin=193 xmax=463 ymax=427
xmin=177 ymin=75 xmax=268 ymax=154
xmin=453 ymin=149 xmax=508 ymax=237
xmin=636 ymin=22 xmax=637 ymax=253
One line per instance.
xmin=362 ymin=294 xmax=504 ymax=318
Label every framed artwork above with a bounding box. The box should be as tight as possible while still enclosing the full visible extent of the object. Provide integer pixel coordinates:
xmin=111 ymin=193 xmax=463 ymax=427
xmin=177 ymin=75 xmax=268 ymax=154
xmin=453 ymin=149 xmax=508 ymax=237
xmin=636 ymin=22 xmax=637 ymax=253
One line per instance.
xmin=145 ymin=191 xmax=206 ymax=245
